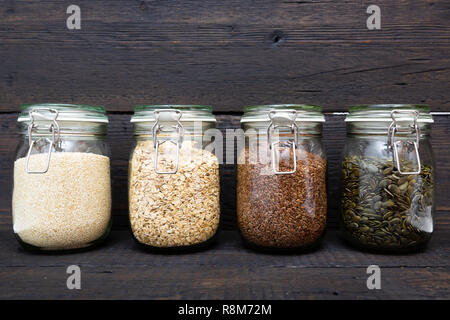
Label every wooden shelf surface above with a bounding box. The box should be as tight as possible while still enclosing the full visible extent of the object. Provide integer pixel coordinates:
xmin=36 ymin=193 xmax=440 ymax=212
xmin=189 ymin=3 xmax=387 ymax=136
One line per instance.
xmin=0 ymin=215 xmax=448 ymax=300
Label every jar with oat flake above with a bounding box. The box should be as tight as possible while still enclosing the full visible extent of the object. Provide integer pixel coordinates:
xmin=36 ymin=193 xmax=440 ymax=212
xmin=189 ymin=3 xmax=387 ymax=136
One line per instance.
xmin=237 ymin=105 xmax=327 ymax=252
xmin=129 ymin=105 xmax=220 ymax=251
xmin=13 ymin=104 xmax=112 ymax=251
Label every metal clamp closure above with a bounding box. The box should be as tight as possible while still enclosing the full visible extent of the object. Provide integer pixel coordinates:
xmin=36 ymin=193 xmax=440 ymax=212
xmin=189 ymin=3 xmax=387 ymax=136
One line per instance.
xmin=151 ymin=109 xmax=184 ymax=174
xmin=387 ymin=109 xmax=421 ymax=175
xmin=267 ymin=110 xmax=298 ymax=175
xmin=25 ymin=108 xmax=60 ymax=174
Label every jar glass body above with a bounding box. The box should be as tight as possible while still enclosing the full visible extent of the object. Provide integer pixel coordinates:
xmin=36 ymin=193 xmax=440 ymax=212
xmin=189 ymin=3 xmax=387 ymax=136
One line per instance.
xmin=128 ymin=110 xmax=220 ymax=251
xmin=237 ymin=120 xmax=327 ymax=252
xmin=340 ymin=122 xmax=434 ymax=253
xmin=13 ymin=117 xmax=112 ymax=252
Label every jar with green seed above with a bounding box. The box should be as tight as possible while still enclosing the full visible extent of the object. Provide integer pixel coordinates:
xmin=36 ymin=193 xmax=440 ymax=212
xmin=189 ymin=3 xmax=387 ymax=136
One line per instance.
xmin=340 ymin=105 xmax=435 ymax=253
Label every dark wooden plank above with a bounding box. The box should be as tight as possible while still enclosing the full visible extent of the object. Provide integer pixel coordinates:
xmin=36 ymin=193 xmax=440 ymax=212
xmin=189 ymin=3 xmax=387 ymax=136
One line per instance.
xmin=0 ymin=0 xmax=449 ymax=112
xmin=0 ymin=113 xmax=449 ymax=229
xmin=1 ymin=216 xmax=449 ymax=268
xmin=0 ymin=222 xmax=449 ymax=300
xmin=0 ymin=0 xmax=449 ymax=301
xmin=1 ymin=266 xmax=448 ymax=299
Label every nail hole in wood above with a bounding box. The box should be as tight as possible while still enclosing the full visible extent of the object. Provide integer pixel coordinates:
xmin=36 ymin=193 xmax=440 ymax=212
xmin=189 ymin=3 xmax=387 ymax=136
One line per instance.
xmin=270 ymin=30 xmax=285 ymax=47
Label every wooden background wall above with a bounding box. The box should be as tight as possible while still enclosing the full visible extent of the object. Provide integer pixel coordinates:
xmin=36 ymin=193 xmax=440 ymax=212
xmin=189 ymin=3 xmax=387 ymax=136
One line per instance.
xmin=0 ymin=0 xmax=449 ymax=230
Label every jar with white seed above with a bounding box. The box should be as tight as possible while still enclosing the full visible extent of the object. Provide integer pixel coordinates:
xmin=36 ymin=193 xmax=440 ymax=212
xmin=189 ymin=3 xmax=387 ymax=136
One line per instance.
xmin=12 ymin=104 xmax=112 ymax=251
xmin=129 ymin=105 xmax=220 ymax=251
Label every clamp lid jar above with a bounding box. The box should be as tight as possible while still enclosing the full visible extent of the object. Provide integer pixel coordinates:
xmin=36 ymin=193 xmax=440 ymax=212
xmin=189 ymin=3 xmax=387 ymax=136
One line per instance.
xmin=128 ymin=105 xmax=220 ymax=251
xmin=237 ymin=104 xmax=327 ymax=252
xmin=13 ymin=104 xmax=112 ymax=251
xmin=340 ymin=104 xmax=435 ymax=252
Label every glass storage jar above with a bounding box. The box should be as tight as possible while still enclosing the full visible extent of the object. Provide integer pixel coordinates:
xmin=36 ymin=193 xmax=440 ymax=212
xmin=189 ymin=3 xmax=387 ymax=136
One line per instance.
xmin=129 ymin=105 xmax=220 ymax=251
xmin=13 ymin=104 xmax=112 ymax=251
xmin=237 ymin=105 xmax=327 ymax=252
xmin=340 ymin=104 xmax=434 ymax=253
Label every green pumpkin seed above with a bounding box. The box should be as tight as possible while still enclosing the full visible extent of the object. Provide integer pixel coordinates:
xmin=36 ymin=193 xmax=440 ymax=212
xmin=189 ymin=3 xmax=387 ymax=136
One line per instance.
xmin=341 ymin=155 xmax=433 ymax=250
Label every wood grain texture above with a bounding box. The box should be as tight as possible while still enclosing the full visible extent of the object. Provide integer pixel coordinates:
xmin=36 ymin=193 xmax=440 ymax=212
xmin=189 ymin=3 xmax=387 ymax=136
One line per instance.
xmin=2 ymin=266 xmax=449 ymax=299
xmin=0 ymin=113 xmax=449 ymax=229
xmin=0 ymin=1 xmax=449 ymax=301
xmin=0 ymin=0 xmax=449 ymax=111
xmin=0 ymin=219 xmax=449 ymax=300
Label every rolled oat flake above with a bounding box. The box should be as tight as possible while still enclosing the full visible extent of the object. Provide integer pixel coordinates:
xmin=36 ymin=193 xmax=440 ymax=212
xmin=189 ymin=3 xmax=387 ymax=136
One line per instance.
xmin=129 ymin=105 xmax=220 ymax=251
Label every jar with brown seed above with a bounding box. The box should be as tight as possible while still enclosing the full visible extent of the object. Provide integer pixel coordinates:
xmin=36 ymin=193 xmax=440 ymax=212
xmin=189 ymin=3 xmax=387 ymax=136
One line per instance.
xmin=129 ymin=105 xmax=220 ymax=251
xmin=237 ymin=105 xmax=327 ymax=252
xmin=340 ymin=105 xmax=435 ymax=253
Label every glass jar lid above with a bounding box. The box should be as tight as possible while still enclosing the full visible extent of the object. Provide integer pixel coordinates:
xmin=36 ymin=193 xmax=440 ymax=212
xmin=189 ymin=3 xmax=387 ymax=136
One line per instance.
xmin=346 ymin=104 xmax=433 ymax=123
xmin=130 ymin=105 xmax=216 ymax=123
xmin=18 ymin=103 xmax=108 ymax=123
xmin=241 ymin=104 xmax=325 ymax=123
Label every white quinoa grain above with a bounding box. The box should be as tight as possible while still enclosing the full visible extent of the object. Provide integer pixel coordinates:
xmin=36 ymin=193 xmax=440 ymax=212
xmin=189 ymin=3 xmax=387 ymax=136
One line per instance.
xmin=13 ymin=152 xmax=111 ymax=250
